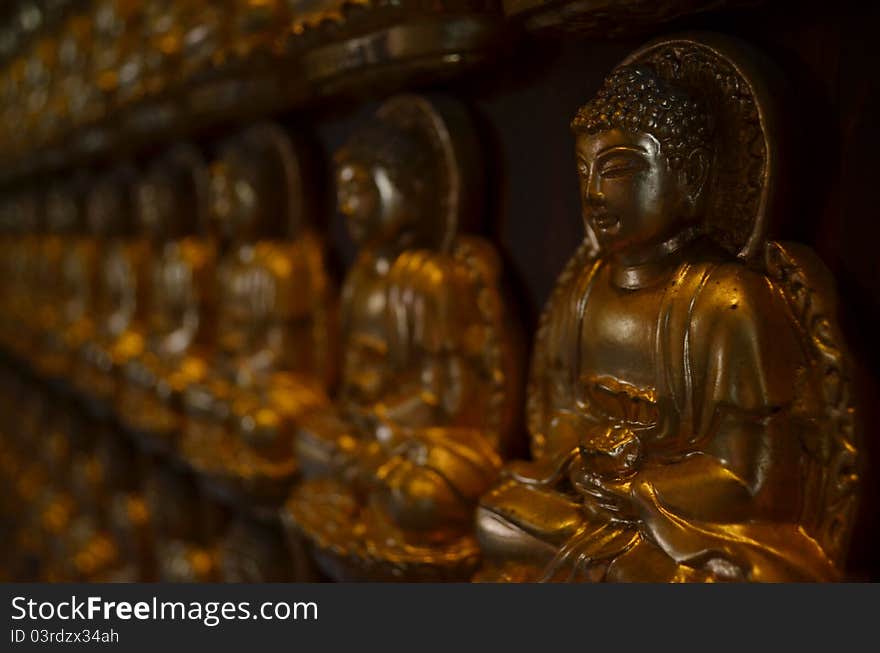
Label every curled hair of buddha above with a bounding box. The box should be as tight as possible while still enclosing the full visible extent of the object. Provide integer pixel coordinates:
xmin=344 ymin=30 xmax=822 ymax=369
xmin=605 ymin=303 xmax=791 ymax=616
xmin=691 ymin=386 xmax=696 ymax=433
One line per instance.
xmin=335 ymin=118 xmax=432 ymax=206
xmin=571 ymin=64 xmax=715 ymax=169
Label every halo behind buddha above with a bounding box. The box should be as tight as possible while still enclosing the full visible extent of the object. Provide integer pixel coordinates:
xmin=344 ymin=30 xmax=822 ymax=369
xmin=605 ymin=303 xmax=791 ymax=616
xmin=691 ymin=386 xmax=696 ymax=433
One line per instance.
xmin=619 ymin=33 xmax=779 ymax=260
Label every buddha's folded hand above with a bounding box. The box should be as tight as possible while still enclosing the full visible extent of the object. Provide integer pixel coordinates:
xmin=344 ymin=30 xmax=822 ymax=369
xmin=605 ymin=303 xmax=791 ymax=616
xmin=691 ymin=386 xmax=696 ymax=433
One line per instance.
xmin=371 ymin=428 xmax=503 ymax=538
xmin=294 ymin=407 xmax=361 ymax=479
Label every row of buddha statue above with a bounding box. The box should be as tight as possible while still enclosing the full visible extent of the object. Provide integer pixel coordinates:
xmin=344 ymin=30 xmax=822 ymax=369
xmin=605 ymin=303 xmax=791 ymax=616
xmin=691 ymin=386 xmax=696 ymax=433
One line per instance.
xmin=0 ymin=34 xmax=863 ymax=582
xmin=0 ymin=0 xmax=505 ymax=180
xmin=1 ymin=0 xmax=301 ymax=166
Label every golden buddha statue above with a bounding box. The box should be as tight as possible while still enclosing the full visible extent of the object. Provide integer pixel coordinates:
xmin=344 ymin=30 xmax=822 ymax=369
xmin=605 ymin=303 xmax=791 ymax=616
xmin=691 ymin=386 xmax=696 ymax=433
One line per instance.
xmin=25 ymin=382 xmax=131 ymax=582
xmin=0 ymin=181 xmax=147 ymax=581
xmin=119 ymin=1 xmax=213 ymax=142
xmin=34 ymin=177 xmax=95 ymax=384
xmin=230 ymin=1 xmax=288 ymax=63
xmin=44 ymin=168 xmax=155 ymax=581
xmin=33 ymin=185 xmax=69 ymax=352
xmin=24 ymin=184 xmax=75 ymax=370
xmin=7 ymin=396 xmax=86 ymax=582
xmin=473 ymin=36 xmax=861 ymax=583
xmin=218 ymin=512 xmax=306 ymax=582
xmin=107 ymin=147 xmax=220 ymax=581
xmin=42 ymin=183 xmax=100 ymax=387
xmin=143 ymin=462 xmax=223 ymax=582
xmin=0 ymin=198 xmax=13 ymax=350
xmin=75 ymin=166 xmax=149 ymax=418
xmin=2 ymin=190 xmax=41 ymax=361
xmin=284 ymin=95 xmax=523 ymax=581
xmin=90 ymin=0 xmax=142 ymax=113
xmin=55 ymin=12 xmax=103 ymax=132
xmin=0 ymin=71 xmax=12 ymax=166
xmin=24 ymin=36 xmax=56 ymax=149
xmin=0 ymin=59 xmax=24 ymax=161
xmin=87 ymin=418 xmax=154 ymax=581
xmin=185 ymin=1 xmax=291 ymax=127
xmin=115 ymin=0 xmax=179 ymax=106
xmin=0 ymin=198 xmax=49 ymax=579
xmin=179 ymin=123 xmax=334 ymax=580
xmin=177 ymin=1 xmax=228 ymax=88
xmin=118 ymin=145 xmax=215 ymax=452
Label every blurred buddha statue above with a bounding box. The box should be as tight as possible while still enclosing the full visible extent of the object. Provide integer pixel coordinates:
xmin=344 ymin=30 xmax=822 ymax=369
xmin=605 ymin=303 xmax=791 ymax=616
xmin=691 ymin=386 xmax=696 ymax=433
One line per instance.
xmin=109 ymin=145 xmax=222 ymax=580
xmin=0 ymin=371 xmax=52 ymax=580
xmin=87 ymin=418 xmax=154 ymax=581
xmin=76 ymin=165 xmax=149 ymax=418
xmin=284 ymin=95 xmax=523 ymax=581
xmin=143 ymin=461 xmax=224 ymax=582
xmin=23 ymin=397 xmax=107 ymax=582
xmin=25 ymin=37 xmax=56 ymax=150
xmin=119 ymin=145 xmax=215 ymax=452
xmin=36 ymin=176 xmax=96 ymax=385
xmin=54 ymin=168 xmax=156 ymax=581
xmin=32 ymin=184 xmax=70 ymax=372
xmin=116 ymin=0 xmax=181 ymax=106
xmin=474 ymin=36 xmax=861 ymax=582
xmin=0 ymin=194 xmax=55 ymax=579
xmin=185 ymin=1 xmax=290 ymax=127
xmin=110 ymin=147 xmax=222 ymax=582
xmin=23 ymin=401 xmax=150 ymax=582
xmin=177 ymin=0 xmax=228 ymax=88
xmin=0 ymin=177 xmax=151 ymax=581
xmin=0 ymin=199 xmax=13 ymax=348
xmin=180 ymin=123 xmax=334 ymax=580
xmin=218 ymin=512 xmax=303 ymax=582
xmin=90 ymin=0 xmax=142 ymax=116
xmin=4 ymin=56 xmax=31 ymax=159
xmin=230 ymin=0 xmax=288 ymax=63
xmin=22 ymin=402 xmax=113 ymax=583
xmin=1 ymin=191 xmax=40 ymax=360
xmin=55 ymin=12 xmax=103 ymax=132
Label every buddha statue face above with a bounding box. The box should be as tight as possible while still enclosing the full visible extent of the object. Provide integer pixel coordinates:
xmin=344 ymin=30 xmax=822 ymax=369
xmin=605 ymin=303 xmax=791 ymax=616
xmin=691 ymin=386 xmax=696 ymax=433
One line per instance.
xmin=572 ymin=66 xmax=713 ymax=263
xmin=335 ymin=121 xmax=431 ymax=252
xmin=227 ymin=164 xmax=264 ymax=240
xmin=137 ymin=151 xmax=204 ymax=243
xmin=209 ymin=143 xmax=285 ymax=244
xmin=336 ymin=159 xmax=412 ymax=249
xmin=209 ymin=158 xmax=261 ymax=243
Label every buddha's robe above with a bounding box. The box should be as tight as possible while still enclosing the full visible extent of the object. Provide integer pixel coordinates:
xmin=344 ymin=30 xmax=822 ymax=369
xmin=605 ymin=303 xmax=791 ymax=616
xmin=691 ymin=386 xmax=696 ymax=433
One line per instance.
xmin=294 ymin=237 xmax=512 ymax=542
xmin=478 ymin=240 xmax=839 ymax=582
xmin=119 ymin=236 xmax=216 ymax=438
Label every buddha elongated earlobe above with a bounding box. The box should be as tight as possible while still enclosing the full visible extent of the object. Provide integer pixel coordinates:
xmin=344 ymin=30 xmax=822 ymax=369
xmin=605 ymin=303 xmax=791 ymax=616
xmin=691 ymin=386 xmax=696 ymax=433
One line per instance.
xmin=682 ymin=147 xmax=711 ymax=214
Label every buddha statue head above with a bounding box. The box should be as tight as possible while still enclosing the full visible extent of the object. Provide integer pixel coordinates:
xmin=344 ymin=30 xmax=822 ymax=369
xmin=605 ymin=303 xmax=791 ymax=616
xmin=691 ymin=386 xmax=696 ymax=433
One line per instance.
xmin=83 ymin=166 xmax=141 ymax=345
xmin=231 ymin=0 xmax=286 ymax=59
xmin=40 ymin=179 xmax=85 ymax=320
xmin=135 ymin=166 xmax=176 ymax=245
xmin=335 ymin=119 xmax=433 ymax=252
xmin=209 ymin=124 xmax=307 ymax=245
xmin=136 ymin=145 xmax=208 ymax=244
xmin=334 ymin=95 xmax=477 ymax=255
xmin=45 ymin=177 xmax=86 ymax=236
xmin=86 ymin=165 xmax=137 ymax=239
xmin=571 ymin=65 xmax=714 ymax=265
xmin=44 ymin=176 xmax=92 ymax=329
xmin=568 ymin=35 xmax=783 ymax=266
xmin=57 ymin=13 xmax=94 ymax=125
